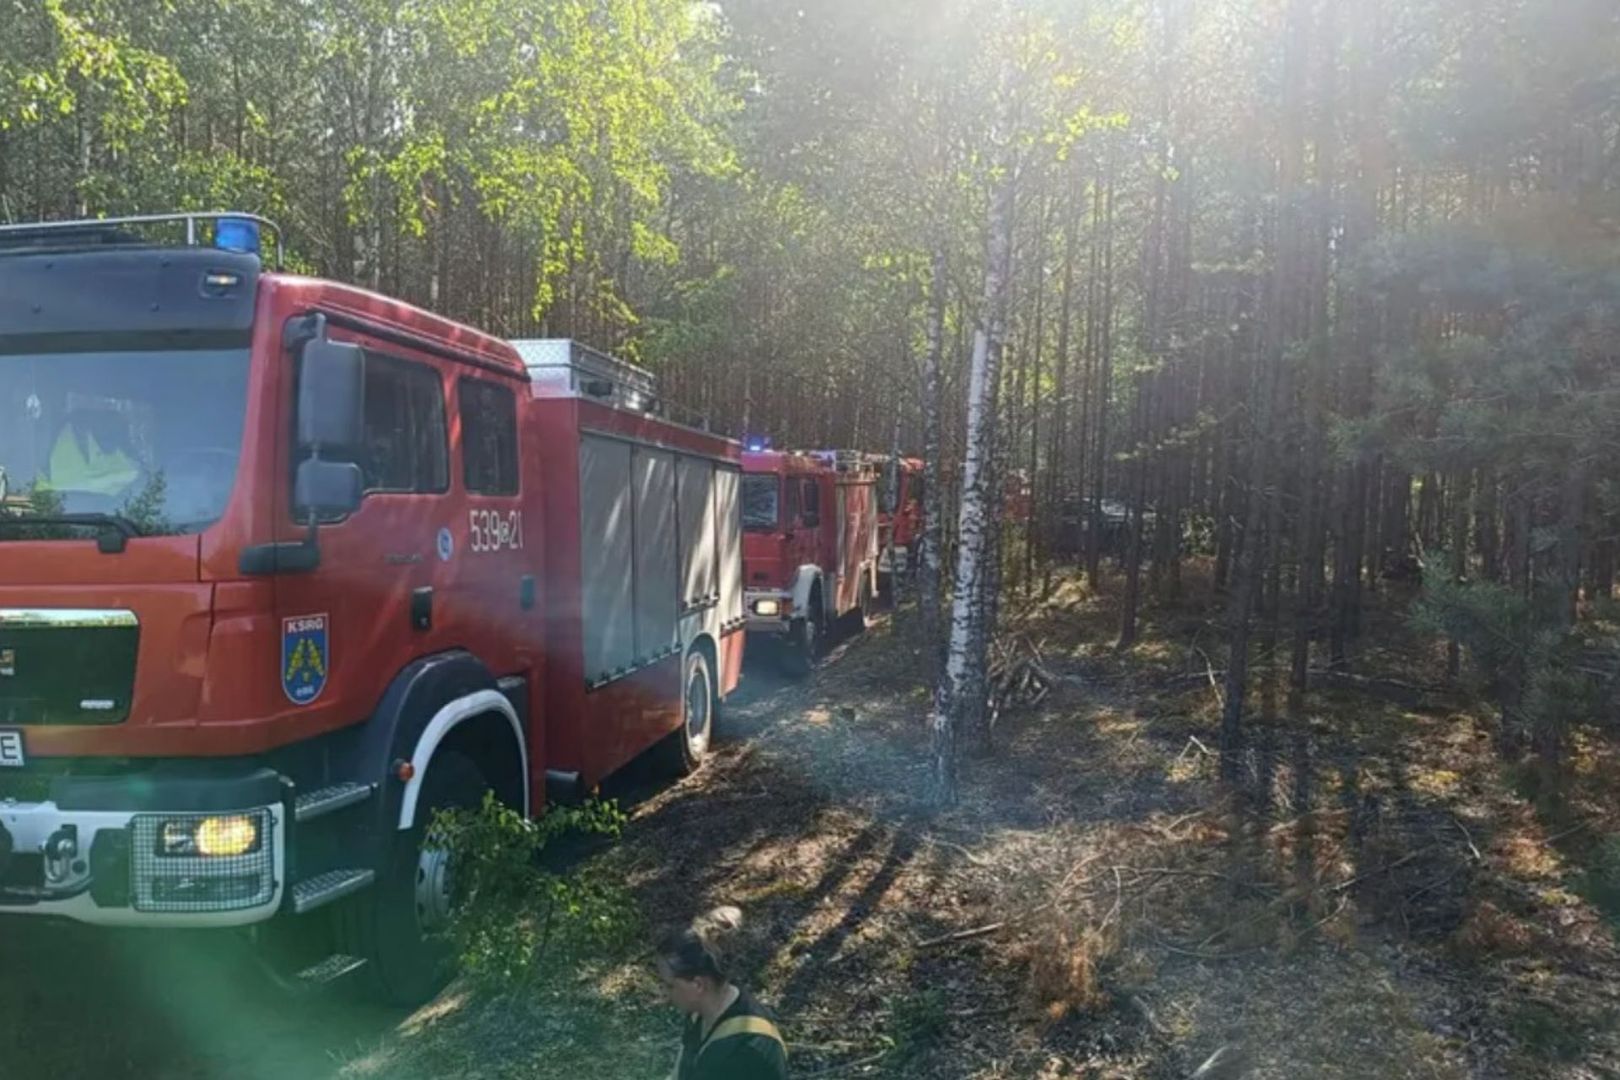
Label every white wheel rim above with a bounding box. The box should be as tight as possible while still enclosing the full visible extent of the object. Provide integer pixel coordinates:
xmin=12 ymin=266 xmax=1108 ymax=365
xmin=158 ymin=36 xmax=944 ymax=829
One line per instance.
xmin=685 ymin=658 xmax=711 ymax=754
xmin=415 ymin=845 xmax=455 ymax=932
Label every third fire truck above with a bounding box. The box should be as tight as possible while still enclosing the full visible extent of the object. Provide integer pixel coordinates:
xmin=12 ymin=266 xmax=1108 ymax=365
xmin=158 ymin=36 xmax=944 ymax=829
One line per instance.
xmin=876 ymin=455 xmax=925 ymax=588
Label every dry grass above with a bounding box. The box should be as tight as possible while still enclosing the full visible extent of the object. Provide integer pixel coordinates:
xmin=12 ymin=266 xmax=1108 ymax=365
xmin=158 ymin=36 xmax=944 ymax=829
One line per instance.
xmin=1453 ymin=900 xmax=1538 ymax=958
xmin=1021 ymin=919 xmax=1114 ymax=1019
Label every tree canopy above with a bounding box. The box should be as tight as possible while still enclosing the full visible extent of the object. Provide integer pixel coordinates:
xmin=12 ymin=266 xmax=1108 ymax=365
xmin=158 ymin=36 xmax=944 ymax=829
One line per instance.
xmin=5 ymin=0 xmax=1620 ymax=781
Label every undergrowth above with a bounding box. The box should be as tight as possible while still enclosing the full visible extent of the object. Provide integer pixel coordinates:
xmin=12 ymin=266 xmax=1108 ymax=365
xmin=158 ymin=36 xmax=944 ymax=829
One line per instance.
xmin=428 ymin=795 xmax=641 ymax=987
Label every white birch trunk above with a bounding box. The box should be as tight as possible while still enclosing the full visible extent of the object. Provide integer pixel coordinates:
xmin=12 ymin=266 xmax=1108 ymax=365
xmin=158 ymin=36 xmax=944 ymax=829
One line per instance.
xmin=931 ymin=67 xmax=1017 ymax=805
xmin=888 ymin=387 xmax=905 ymax=606
xmin=919 ymin=244 xmax=948 ymax=668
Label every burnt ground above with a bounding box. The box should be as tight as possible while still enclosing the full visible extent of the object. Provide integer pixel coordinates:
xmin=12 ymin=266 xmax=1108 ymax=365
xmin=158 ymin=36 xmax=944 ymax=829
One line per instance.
xmin=6 ymin=569 xmax=1620 ymax=1078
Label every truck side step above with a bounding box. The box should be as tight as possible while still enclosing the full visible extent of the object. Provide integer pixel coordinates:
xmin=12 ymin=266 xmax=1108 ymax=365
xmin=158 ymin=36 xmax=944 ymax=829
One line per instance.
xmin=294 ymin=782 xmax=374 ymax=823
xmin=294 ymin=953 xmax=369 ymax=987
xmin=291 ymin=868 xmax=375 ymax=914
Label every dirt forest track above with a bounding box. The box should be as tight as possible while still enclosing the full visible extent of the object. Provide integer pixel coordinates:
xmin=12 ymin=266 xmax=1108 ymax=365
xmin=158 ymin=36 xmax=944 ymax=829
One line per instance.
xmin=5 ymin=581 xmax=1620 ymax=1078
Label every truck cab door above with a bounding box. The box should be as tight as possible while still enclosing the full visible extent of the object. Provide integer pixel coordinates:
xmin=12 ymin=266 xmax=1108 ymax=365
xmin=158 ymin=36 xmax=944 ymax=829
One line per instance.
xmin=796 ymin=478 xmax=823 ymax=576
xmin=273 ymin=340 xmax=443 ymax=728
xmin=435 ymin=376 xmax=534 ymax=661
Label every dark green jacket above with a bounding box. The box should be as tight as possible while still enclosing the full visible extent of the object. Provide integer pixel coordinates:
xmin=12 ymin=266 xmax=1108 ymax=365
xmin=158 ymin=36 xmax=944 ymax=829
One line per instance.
xmin=677 ymin=989 xmax=787 ymax=1080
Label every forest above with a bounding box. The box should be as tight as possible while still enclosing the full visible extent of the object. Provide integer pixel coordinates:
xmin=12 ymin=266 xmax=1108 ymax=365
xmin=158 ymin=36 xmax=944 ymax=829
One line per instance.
xmin=5 ymin=0 xmax=1620 ymax=1077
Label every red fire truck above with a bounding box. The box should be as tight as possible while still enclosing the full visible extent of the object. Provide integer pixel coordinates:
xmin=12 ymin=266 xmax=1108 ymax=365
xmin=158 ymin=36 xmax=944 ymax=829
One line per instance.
xmin=740 ymin=448 xmax=879 ymax=674
xmin=0 ymin=212 xmax=745 ymax=1004
xmin=877 ymin=455 xmax=926 ymax=586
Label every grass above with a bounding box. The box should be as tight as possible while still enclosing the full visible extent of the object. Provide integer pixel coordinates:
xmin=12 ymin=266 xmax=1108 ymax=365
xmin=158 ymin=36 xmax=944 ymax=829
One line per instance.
xmin=884 ymin=988 xmax=949 ymax=1065
xmin=1506 ymin=1001 xmax=1590 ymax=1063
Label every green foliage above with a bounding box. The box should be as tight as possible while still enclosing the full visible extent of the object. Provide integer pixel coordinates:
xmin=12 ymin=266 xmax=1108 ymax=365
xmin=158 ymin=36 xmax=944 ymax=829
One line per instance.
xmin=883 ymin=986 xmax=948 ymax=1065
xmin=0 ymin=0 xmax=734 ymax=346
xmin=1578 ymin=836 xmax=1620 ymax=934
xmin=119 ymin=472 xmax=172 ymax=536
xmin=1410 ymin=560 xmax=1553 ymax=696
xmin=1413 ymin=558 xmax=1616 ymax=775
xmin=1505 ymin=1000 xmax=1590 ymax=1063
xmin=426 ymin=794 xmax=638 ymax=987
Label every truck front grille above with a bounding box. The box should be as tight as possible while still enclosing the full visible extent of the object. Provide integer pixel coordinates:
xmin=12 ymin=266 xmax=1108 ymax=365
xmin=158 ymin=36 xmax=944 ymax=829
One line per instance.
xmin=0 ymin=608 xmax=139 ymax=725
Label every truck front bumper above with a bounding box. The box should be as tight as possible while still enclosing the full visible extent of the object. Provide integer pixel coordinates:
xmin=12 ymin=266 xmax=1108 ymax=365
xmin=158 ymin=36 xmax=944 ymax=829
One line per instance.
xmin=743 ymin=590 xmax=794 ymax=635
xmin=0 ymin=769 xmax=286 ymax=928
xmin=879 ymin=543 xmax=911 ymax=574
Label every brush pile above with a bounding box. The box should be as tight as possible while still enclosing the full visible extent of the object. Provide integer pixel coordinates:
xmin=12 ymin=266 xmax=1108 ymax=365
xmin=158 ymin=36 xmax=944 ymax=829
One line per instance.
xmin=988 ymin=633 xmax=1056 ymax=726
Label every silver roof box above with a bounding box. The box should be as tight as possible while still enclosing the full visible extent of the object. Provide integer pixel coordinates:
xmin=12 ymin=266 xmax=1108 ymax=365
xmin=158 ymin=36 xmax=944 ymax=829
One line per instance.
xmin=809 ymin=449 xmax=877 ymax=475
xmin=512 ymin=338 xmax=658 ymax=411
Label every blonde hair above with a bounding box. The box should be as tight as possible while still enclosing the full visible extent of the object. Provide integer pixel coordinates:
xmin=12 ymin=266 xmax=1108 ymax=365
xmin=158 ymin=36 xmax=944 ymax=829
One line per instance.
xmin=657 ymin=905 xmax=744 ymax=983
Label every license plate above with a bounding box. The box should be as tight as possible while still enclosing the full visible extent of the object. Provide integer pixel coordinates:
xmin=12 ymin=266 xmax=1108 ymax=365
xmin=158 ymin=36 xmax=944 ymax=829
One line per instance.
xmin=0 ymin=730 xmax=23 ymax=768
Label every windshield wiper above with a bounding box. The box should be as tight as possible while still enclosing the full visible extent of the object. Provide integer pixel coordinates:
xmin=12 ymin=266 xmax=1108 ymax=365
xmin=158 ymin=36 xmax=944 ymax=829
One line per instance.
xmin=0 ymin=511 xmax=143 ymax=553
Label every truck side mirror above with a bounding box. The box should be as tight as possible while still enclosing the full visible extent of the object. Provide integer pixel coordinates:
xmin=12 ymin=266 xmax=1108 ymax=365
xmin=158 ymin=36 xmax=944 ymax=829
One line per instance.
xmin=297 ymin=339 xmax=364 ymax=450
xmin=293 ymin=458 xmax=363 ymax=519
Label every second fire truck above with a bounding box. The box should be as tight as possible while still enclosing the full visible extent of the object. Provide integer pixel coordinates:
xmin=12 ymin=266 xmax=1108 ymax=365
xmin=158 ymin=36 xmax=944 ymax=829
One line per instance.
xmin=740 ymin=449 xmax=880 ymax=674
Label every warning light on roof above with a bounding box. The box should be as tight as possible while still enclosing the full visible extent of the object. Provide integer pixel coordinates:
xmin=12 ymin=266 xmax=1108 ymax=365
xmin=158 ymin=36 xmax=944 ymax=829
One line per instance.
xmin=745 ymin=435 xmax=773 ymax=453
xmin=214 ymin=217 xmax=261 ymax=255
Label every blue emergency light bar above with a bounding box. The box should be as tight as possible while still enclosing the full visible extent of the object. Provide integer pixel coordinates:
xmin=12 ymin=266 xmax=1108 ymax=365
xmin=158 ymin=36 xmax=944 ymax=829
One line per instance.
xmin=213 ymin=217 xmax=261 ymax=255
xmin=0 ymin=211 xmax=283 ymax=269
xmin=745 ymin=435 xmax=773 ymax=453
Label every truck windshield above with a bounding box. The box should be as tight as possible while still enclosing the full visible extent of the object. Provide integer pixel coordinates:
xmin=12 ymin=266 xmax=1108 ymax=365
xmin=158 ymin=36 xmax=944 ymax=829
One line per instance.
xmin=742 ymin=474 xmax=781 ymax=531
xmin=0 ymin=347 xmax=250 ymax=537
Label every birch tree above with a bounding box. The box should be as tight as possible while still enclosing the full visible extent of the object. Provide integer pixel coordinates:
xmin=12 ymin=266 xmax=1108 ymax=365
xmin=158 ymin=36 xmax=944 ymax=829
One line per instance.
xmin=919 ymin=243 xmax=949 ymax=669
xmin=930 ymin=56 xmax=1017 ymax=806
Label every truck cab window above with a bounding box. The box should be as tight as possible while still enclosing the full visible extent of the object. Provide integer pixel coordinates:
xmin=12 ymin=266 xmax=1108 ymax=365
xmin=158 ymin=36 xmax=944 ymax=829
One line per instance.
xmin=800 ymin=479 xmax=820 ymax=526
xmin=784 ymin=475 xmax=801 ymax=524
xmin=741 ymin=474 xmax=780 ymax=531
xmin=318 ymin=352 xmax=447 ymax=496
xmin=459 ymin=378 xmax=519 ymax=495
xmin=0 ymin=347 xmax=250 ymax=536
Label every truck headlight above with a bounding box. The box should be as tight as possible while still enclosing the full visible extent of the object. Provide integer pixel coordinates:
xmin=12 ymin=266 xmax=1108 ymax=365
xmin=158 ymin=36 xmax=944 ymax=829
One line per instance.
xmin=156 ymin=814 xmax=262 ymax=857
xmin=753 ymin=599 xmax=781 ymax=617
xmin=133 ymin=810 xmax=275 ymax=913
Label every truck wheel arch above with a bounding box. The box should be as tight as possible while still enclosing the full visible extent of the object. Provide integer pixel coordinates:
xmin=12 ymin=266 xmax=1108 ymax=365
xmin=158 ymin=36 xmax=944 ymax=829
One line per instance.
xmin=396 ymin=691 xmax=527 ymax=830
xmin=790 ymin=566 xmax=824 ymax=622
xmin=351 ymin=650 xmax=530 ymax=843
xmin=690 ymin=633 xmax=719 ymax=681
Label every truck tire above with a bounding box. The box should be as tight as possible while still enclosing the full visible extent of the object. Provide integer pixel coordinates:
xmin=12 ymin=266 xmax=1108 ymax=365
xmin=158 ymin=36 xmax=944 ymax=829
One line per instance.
xmin=857 ymin=574 xmax=876 ymax=628
xmin=352 ymin=750 xmax=487 ymax=1006
xmin=656 ymin=648 xmax=717 ymax=776
xmin=781 ymin=603 xmax=821 ymax=678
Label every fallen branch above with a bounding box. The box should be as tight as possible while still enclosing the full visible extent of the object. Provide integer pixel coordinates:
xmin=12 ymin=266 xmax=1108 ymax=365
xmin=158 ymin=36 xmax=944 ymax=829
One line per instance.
xmin=1305 ymin=668 xmax=1458 ymax=711
xmin=1126 ymin=866 xmax=1277 ymax=895
xmin=917 ymin=921 xmax=1008 ymax=949
xmin=1189 ymin=1043 xmax=1250 ymax=1079
xmin=1452 ymin=816 xmax=1482 ymax=862
xmin=798 ymin=1049 xmax=890 ymax=1077
xmin=1099 ymin=865 xmax=1126 ymax=933
xmin=1174 ymin=735 xmax=1217 ymax=763
xmin=1194 ymin=647 xmax=1225 ymax=710
xmin=914 ymin=831 xmax=994 ymax=868
xmin=1054 ymin=852 xmax=1106 ymax=895
xmin=1148 ymin=931 xmax=1263 ymax=962
xmin=1127 ymin=993 xmax=1170 ymax=1038
xmin=1157 ymin=666 xmax=1462 ymax=712
xmin=987 ymin=634 xmax=1057 ymax=717
xmin=1327 ymin=846 xmax=1433 ymax=894
xmin=1153 ymin=809 xmax=1209 ymax=839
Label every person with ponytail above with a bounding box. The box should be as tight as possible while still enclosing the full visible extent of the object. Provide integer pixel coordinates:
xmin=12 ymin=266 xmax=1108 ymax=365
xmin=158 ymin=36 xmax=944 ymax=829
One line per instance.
xmin=656 ymin=906 xmax=787 ymax=1079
